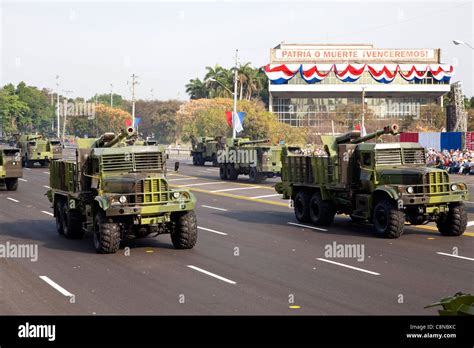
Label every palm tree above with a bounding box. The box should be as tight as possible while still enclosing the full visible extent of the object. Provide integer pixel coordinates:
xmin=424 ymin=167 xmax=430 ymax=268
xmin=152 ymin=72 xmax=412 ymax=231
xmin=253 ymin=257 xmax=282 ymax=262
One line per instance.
xmin=185 ymin=78 xmax=208 ymax=99
xmin=204 ymin=65 xmax=233 ymax=98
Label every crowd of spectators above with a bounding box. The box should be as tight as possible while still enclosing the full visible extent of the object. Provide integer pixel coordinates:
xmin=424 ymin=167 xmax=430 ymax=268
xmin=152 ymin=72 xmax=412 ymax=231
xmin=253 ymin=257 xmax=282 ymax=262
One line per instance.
xmin=426 ymin=148 xmax=474 ymax=175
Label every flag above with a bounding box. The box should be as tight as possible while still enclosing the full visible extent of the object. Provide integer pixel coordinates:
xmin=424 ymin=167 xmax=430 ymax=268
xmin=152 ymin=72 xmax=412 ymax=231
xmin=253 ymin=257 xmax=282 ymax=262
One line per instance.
xmin=234 ymin=112 xmax=245 ymax=134
xmin=125 ymin=119 xmax=132 ymax=127
xmin=134 ymin=116 xmax=141 ymax=128
xmin=225 ymin=111 xmax=232 ymax=128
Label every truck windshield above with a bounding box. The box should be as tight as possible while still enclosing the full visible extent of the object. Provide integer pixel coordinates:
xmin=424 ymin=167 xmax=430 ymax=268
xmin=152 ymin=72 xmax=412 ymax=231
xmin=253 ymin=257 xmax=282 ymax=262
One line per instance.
xmin=375 ymin=148 xmax=425 ymax=166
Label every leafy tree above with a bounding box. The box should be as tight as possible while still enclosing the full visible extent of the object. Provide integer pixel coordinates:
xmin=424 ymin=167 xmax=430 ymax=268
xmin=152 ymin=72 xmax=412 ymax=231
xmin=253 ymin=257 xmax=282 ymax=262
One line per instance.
xmin=0 ymin=87 xmax=30 ymax=134
xmin=185 ymin=78 xmax=208 ymax=99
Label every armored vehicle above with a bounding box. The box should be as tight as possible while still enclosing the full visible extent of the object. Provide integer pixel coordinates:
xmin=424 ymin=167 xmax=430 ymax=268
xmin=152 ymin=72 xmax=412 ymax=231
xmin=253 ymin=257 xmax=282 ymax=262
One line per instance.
xmin=275 ymin=125 xmax=468 ymax=238
xmin=190 ymin=136 xmax=225 ymax=166
xmin=0 ymin=146 xmax=22 ymax=191
xmin=49 ymin=139 xmax=63 ymax=160
xmin=47 ymin=128 xmax=198 ymax=254
xmin=14 ymin=134 xmax=54 ymax=167
xmin=218 ymin=138 xmax=284 ymax=183
xmin=425 ymin=292 xmax=474 ymax=315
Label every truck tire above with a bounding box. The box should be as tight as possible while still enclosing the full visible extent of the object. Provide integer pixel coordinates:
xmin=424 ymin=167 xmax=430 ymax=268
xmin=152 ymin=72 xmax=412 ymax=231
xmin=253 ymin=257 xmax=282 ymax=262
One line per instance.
xmin=373 ymin=200 xmax=405 ymax=238
xmin=294 ymin=191 xmax=311 ymax=223
xmin=5 ymin=178 xmax=18 ymax=191
xmin=192 ymin=154 xmax=198 ymax=165
xmin=350 ymin=215 xmax=366 ymax=223
xmin=309 ymin=191 xmax=335 ymax=226
xmin=93 ymin=212 xmax=121 ymax=254
xmin=61 ymin=203 xmax=84 ymax=239
xmin=436 ymin=202 xmax=467 ymax=236
xmin=249 ymin=167 xmax=266 ymax=183
xmin=55 ymin=199 xmax=64 ymax=235
xmin=219 ymin=164 xmax=228 ymax=180
xmin=171 ymin=210 xmax=198 ymax=249
xmin=226 ymin=163 xmax=238 ymax=180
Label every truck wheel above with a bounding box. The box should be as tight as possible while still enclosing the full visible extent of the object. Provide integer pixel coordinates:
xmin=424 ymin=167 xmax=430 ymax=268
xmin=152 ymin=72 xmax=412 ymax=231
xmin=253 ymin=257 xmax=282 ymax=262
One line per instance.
xmin=373 ymin=200 xmax=405 ymax=238
xmin=55 ymin=200 xmax=64 ymax=235
xmin=192 ymin=155 xmax=198 ymax=165
xmin=226 ymin=164 xmax=238 ymax=180
xmin=219 ymin=164 xmax=228 ymax=180
xmin=309 ymin=191 xmax=335 ymax=226
xmin=93 ymin=212 xmax=120 ymax=254
xmin=294 ymin=191 xmax=311 ymax=223
xmin=350 ymin=215 xmax=366 ymax=223
xmin=198 ymin=154 xmax=205 ymax=166
xmin=62 ymin=203 xmax=84 ymax=239
xmin=249 ymin=167 xmax=266 ymax=183
xmin=171 ymin=210 xmax=198 ymax=249
xmin=5 ymin=178 xmax=18 ymax=191
xmin=436 ymin=202 xmax=467 ymax=236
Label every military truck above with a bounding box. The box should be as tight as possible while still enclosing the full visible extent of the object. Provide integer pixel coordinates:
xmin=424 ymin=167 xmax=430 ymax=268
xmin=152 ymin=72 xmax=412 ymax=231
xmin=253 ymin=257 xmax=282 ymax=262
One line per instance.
xmin=275 ymin=125 xmax=468 ymax=238
xmin=49 ymin=139 xmax=63 ymax=160
xmin=218 ymin=138 xmax=284 ymax=183
xmin=0 ymin=146 xmax=22 ymax=191
xmin=425 ymin=292 xmax=474 ymax=315
xmin=14 ymin=134 xmax=54 ymax=167
xmin=47 ymin=128 xmax=198 ymax=254
xmin=190 ymin=136 xmax=225 ymax=166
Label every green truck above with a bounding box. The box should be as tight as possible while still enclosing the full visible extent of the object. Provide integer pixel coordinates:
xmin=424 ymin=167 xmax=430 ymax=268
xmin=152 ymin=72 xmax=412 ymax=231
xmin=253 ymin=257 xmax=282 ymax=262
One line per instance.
xmin=190 ymin=135 xmax=225 ymax=166
xmin=14 ymin=134 xmax=54 ymax=167
xmin=0 ymin=146 xmax=22 ymax=191
xmin=49 ymin=139 xmax=63 ymax=160
xmin=276 ymin=125 xmax=468 ymax=238
xmin=47 ymin=128 xmax=198 ymax=254
xmin=219 ymin=138 xmax=284 ymax=183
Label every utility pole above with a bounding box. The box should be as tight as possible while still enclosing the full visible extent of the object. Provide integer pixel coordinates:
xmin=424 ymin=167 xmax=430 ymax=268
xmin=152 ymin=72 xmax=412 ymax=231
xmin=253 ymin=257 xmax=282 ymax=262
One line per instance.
xmin=110 ymin=84 xmax=113 ymax=107
xmin=56 ymin=76 xmax=60 ymax=138
xmin=361 ymin=87 xmax=366 ymax=135
xmin=61 ymin=90 xmax=73 ymax=142
xmin=129 ymin=74 xmax=139 ymax=129
xmin=232 ymin=49 xmax=238 ymax=139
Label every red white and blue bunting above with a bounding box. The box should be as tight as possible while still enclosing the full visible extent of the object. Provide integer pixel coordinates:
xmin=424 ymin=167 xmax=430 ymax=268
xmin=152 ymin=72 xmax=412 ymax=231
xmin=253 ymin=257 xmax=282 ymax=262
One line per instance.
xmin=264 ymin=63 xmax=454 ymax=84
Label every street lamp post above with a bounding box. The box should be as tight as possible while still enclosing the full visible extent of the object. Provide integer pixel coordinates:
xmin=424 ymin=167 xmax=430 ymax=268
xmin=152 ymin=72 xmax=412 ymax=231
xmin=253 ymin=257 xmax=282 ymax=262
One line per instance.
xmin=56 ymin=76 xmax=60 ymax=138
xmin=453 ymin=39 xmax=474 ymax=50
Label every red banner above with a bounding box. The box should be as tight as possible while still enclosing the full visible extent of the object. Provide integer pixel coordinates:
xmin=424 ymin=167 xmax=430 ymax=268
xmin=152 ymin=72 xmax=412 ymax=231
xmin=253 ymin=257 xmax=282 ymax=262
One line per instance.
xmin=466 ymin=132 xmax=474 ymax=150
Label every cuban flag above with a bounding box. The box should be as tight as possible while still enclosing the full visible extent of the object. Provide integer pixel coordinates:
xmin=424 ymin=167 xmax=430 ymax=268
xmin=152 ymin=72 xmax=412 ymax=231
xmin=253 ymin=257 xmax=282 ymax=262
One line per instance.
xmin=225 ymin=111 xmax=245 ymax=133
xmin=367 ymin=64 xmax=399 ymax=84
xmin=299 ymin=64 xmax=333 ymax=83
xmin=334 ymin=64 xmax=366 ymax=82
xmin=429 ymin=64 xmax=454 ymax=82
xmin=263 ymin=64 xmax=300 ymax=84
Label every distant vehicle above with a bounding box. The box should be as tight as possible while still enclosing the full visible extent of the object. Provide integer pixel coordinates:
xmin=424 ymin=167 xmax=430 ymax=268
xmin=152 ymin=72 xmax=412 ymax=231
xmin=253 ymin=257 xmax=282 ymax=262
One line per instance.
xmin=190 ymin=135 xmax=225 ymax=166
xmin=276 ymin=124 xmax=469 ymax=238
xmin=0 ymin=146 xmax=22 ymax=191
xmin=49 ymin=139 xmax=63 ymax=160
xmin=47 ymin=128 xmax=198 ymax=254
xmin=219 ymin=138 xmax=286 ymax=183
xmin=13 ymin=134 xmax=54 ymax=167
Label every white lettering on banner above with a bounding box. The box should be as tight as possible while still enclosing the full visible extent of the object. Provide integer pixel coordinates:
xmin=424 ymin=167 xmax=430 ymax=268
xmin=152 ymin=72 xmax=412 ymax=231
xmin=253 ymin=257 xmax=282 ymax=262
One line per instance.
xmin=274 ymin=49 xmax=437 ymax=62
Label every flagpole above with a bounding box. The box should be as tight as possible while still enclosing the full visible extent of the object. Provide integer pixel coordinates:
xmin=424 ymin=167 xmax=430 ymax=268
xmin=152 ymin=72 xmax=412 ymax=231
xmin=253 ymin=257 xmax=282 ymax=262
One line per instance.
xmin=232 ymin=49 xmax=238 ymax=139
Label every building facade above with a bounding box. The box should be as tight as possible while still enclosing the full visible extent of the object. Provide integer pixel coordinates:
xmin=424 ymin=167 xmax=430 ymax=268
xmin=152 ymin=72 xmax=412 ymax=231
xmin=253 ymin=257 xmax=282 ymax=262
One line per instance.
xmin=264 ymin=44 xmax=454 ymax=131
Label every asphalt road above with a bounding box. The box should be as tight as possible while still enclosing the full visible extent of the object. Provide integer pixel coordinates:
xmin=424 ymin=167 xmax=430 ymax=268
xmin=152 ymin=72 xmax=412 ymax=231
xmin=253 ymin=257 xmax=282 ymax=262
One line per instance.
xmin=0 ymin=151 xmax=473 ymax=315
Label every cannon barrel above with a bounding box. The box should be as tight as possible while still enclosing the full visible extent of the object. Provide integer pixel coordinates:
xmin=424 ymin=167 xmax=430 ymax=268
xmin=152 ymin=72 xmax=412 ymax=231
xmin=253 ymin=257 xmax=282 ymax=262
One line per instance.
xmin=238 ymin=138 xmax=270 ymax=146
xmin=336 ymin=124 xmax=399 ymax=144
xmin=92 ymin=127 xmax=135 ymax=148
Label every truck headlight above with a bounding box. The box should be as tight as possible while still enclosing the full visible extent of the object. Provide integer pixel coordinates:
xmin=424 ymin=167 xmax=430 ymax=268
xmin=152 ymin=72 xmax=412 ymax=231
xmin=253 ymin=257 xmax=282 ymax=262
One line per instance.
xmin=406 ymin=186 xmax=414 ymax=194
xmin=119 ymin=195 xmax=127 ymax=204
xmin=173 ymin=192 xmax=180 ymax=199
xmin=451 ymin=184 xmax=458 ymax=191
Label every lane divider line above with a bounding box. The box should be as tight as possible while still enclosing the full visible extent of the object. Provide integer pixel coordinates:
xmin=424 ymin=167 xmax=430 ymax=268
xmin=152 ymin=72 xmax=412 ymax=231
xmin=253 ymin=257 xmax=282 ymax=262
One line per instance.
xmin=41 ymin=211 xmax=54 ymax=216
xmin=43 ymin=185 xmax=51 ymax=189
xmin=201 ymin=205 xmax=228 ymax=212
xmin=198 ymin=226 xmax=227 ymax=236
xmin=211 ymin=186 xmax=259 ymax=193
xmin=42 ymin=172 xmax=50 ymax=175
xmin=7 ymin=197 xmax=19 ymax=203
xmin=19 ymin=178 xmax=28 ymax=182
xmin=179 ymin=181 xmax=226 ymax=187
xmin=288 ymin=222 xmax=328 ymax=232
xmin=187 ymin=265 xmax=236 ymax=284
xmin=167 ymin=177 xmax=198 ymax=182
xmin=250 ymin=193 xmax=281 ymax=199
xmin=436 ymin=252 xmax=474 ymax=261
xmin=467 ymin=221 xmax=474 ymax=227
xmin=316 ymin=258 xmax=381 ymax=276
xmin=39 ymin=276 xmax=74 ymax=297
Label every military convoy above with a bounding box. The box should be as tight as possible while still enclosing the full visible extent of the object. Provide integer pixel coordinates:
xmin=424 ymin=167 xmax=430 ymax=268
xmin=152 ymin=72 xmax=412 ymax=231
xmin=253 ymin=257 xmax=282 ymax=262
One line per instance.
xmin=13 ymin=134 xmax=55 ymax=167
xmin=0 ymin=146 xmax=23 ymax=191
xmin=276 ymin=124 xmax=468 ymax=238
xmin=47 ymin=128 xmax=198 ymax=254
xmin=190 ymin=136 xmax=225 ymax=166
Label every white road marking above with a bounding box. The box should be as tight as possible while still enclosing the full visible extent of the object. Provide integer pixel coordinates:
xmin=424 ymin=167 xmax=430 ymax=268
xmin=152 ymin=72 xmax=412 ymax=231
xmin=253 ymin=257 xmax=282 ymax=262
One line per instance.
xmin=187 ymin=265 xmax=236 ymax=284
xmin=467 ymin=221 xmax=474 ymax=227
xmin=7 ymin=197 xmax=19 ymax=203
xmin=201 ymin=205 xmax=228 ymax=211
xmin=206 ymin=169 xmax=216 ymax=172
xmin=211 ymin=186 xmax=259 ymax=193
xmin=43 ymin=171 xmax=50 ymax=175
xmin=178 ymin=181 xmax=225 ymax=187
xmin=41 ymin=211 xmax=54 ymax=216
xmin=288 ymin=222 xmax=327 ymax=232
xmin=198 ymin=226 xmax=227 ymax=236
xmin=19 ymin=178 xmax=28 ymax=182
xmin=39 ymin=276 xmax=74 ymax=297
xmin=43 ymin=185 xmax=51 ymax=189
xmin=317 ymin=258 xmax=380 ymax=276
xmin=167 ymin=177 xmax=198 ymax=182
xmin=251 ymin=193 xmax=280 ymax=199
xmin=436 ymin=252 xmax=474 ymax=261
xmin=24 ymin=168 xmax=31 ymax=171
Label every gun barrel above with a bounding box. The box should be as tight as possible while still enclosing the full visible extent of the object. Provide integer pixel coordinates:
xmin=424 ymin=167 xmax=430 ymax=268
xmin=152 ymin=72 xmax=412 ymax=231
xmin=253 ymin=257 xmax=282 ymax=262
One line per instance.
xmin=351 ymin=124 xmax=399 ymax=144
xmin=239 ymin=139 xmax=270 ymax=146
xmin=92 ymin=127 xmax=135 ymax=148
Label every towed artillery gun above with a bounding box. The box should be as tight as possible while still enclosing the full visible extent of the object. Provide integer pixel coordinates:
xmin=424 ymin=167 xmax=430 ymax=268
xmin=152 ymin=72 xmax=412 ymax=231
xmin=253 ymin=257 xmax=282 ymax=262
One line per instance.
xmin=276 ymin=124 xmax=468 ymax=238
xmin=0 ymin=146 xmax=22 ymax=191
xmin=219 ymin=138 xmax=284 ymax=183
xmin=47 ymin=127 xmax=198 ymax=254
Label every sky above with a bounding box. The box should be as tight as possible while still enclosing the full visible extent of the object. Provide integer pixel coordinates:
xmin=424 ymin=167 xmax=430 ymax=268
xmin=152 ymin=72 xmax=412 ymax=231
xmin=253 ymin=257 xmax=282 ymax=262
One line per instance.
xmin=1 ymin=0 xmax=473 ymax=100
